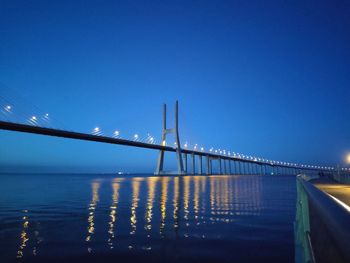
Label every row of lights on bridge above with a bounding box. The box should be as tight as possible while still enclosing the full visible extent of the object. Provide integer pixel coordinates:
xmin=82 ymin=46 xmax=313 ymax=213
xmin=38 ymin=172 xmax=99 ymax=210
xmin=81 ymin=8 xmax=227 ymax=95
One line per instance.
xmin=91 ymin=125 xmax=334 ymax=171
xmin=3 ymin=104 xmax=49 ymax=125
xmin=0 ymin=104 xmax=343 ymax=172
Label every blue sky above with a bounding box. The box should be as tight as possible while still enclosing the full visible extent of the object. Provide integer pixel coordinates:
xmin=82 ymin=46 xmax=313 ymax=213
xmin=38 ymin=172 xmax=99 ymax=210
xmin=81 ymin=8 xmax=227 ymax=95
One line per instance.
xmin=1 ymin=0 xmax=349 ymax=173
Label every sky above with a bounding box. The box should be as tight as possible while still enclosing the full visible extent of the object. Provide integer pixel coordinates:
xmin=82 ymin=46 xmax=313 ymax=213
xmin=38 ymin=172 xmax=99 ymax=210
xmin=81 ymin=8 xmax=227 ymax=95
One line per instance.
xmin=0 ymin=0 xmax=349 ymax=173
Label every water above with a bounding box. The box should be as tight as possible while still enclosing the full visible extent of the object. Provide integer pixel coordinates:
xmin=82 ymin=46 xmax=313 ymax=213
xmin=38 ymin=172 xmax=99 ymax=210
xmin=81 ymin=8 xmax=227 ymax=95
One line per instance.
xmin=0 ymin=174 xmax=296 ymax=262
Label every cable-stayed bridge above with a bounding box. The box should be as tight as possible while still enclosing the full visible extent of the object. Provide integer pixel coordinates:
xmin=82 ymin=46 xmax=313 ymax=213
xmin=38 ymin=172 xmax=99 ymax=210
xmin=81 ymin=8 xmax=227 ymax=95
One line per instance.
xmin=0 ymin=98 xmax=343 ymax=175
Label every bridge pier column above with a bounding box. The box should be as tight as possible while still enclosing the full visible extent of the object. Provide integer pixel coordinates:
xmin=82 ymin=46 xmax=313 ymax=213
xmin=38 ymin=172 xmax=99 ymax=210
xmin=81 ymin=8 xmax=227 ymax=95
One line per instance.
xmin=183 ymin=153 xmax=188 ymax=174
xmin=219 ymin=159 xmax=222 ymax=174
xmin=199 ymin=156 xmax=203 ymax=175
xmin=229 ymin=160 xmax=232 ymax=175
xmin=224 ymin=159 xmax=227 ymax=174
xmin=191 ymin=153 xmax=195 ymax=175
xmin=206 ymin=156 xmax=210 ymax=175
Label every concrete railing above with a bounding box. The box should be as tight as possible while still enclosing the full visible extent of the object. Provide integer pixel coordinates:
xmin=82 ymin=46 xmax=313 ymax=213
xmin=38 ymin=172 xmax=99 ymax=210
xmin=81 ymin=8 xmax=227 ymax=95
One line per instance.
xmin=297 ymin=175 xmax=350 ymax=262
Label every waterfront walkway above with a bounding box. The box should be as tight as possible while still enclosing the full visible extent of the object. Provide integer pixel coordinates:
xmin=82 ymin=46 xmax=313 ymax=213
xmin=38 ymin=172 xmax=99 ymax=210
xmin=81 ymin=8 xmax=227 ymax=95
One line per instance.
xmin=311 ymin=178 xmax=350 ymax=207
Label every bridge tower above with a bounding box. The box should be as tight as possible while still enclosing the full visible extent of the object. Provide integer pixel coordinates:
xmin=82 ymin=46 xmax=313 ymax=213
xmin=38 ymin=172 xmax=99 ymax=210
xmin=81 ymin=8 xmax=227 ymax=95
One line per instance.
xmin=155 ymin=101 xmax=185 ymax=175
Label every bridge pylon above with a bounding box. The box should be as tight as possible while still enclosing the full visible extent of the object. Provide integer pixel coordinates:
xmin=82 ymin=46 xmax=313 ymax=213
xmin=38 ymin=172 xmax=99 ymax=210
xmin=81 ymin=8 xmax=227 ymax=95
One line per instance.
xmin=155 ymin=101 xmax=185 ymax=175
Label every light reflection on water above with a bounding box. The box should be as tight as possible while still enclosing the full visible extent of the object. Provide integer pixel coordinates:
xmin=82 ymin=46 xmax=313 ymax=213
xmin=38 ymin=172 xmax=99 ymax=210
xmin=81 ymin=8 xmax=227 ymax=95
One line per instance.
xmin=0 ymin=174 xmax=296 ymax=262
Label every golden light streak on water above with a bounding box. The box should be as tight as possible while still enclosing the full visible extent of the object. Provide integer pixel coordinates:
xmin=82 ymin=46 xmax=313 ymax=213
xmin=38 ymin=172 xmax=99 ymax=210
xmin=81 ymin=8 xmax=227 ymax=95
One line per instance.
xmin=160 ymin=177 xmax=169 ymax=236
xmin=210 ymin=176 xmax=215 ymax=216
xmin=145 ymin=177 xmax=158 ymax=232
xmin=130 ymin=180 xmax=141 ymax=236
xmin=183 ymin=176 xmax=190 ymax=222
xmin=194 ymin=176 xmax=200 ymax=219
xmin=16 ymin=210 xmax=29 ymax=258
xmin=200 ymin=176 xmax=207 ymax=214
xmin=107 ymin=178 xmax=122 ymax=249
xmin=173 ymin=176 xmax=180 ymax=231
xmin=86 ymin=180 xmax=101 ymax=253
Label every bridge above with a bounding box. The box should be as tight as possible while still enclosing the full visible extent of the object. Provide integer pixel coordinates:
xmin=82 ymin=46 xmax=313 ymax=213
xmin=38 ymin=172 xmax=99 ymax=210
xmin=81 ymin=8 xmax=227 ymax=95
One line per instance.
xmin=0 ymin=100 xmax=341 ymax=176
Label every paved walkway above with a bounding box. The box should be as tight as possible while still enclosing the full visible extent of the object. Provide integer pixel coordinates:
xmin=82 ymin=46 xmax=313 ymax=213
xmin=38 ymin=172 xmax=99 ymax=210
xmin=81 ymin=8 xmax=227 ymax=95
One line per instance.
xmin=311 ymin=178 xmax=350 ymax=207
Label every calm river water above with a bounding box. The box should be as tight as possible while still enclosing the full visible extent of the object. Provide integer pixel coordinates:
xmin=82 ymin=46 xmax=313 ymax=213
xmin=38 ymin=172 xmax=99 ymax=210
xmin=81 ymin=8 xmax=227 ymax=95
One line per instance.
xmin=0 ymin=174 xmax=296 ymax=262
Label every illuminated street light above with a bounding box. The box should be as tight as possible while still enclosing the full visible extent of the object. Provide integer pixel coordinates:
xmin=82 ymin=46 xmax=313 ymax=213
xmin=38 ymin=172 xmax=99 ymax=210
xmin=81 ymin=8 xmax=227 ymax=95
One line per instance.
xmin=133 ymin=134 xmax=139 ymax=141
xmin=4 ymin=105 xmax=12 ymax=112
xmin=92 ymin=127 xmax=102 ymax=135
xmin=113 ymin=130 xmax=120 ymax=138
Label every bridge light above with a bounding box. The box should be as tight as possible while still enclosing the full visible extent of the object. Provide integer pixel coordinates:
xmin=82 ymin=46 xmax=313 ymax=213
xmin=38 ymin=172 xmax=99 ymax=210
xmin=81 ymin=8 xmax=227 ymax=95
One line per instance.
xmin=5 ymin=105 xmax=12 ymax=112
xmin=30 ymin=116 xmax=37 ymax=122
xmin=134 ymin=134 xmax=139 ymax=141
xmin=200 ymin=147 xmax=204 ymax=151
xmin=184 ymin=142 xmax=188 ymax=148
xmin=346 ymin=153 xmax=350 ymax=164
xmin=113 ymin=130 xmax=120 ymax=138
xmin=94 ymin=127 xmax=100 ymax=132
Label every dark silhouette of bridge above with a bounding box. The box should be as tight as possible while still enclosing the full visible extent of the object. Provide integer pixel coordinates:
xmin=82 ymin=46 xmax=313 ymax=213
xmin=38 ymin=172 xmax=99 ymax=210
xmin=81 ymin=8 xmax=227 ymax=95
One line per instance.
xmin=0 ymin=101 xmax=335 ymax=175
